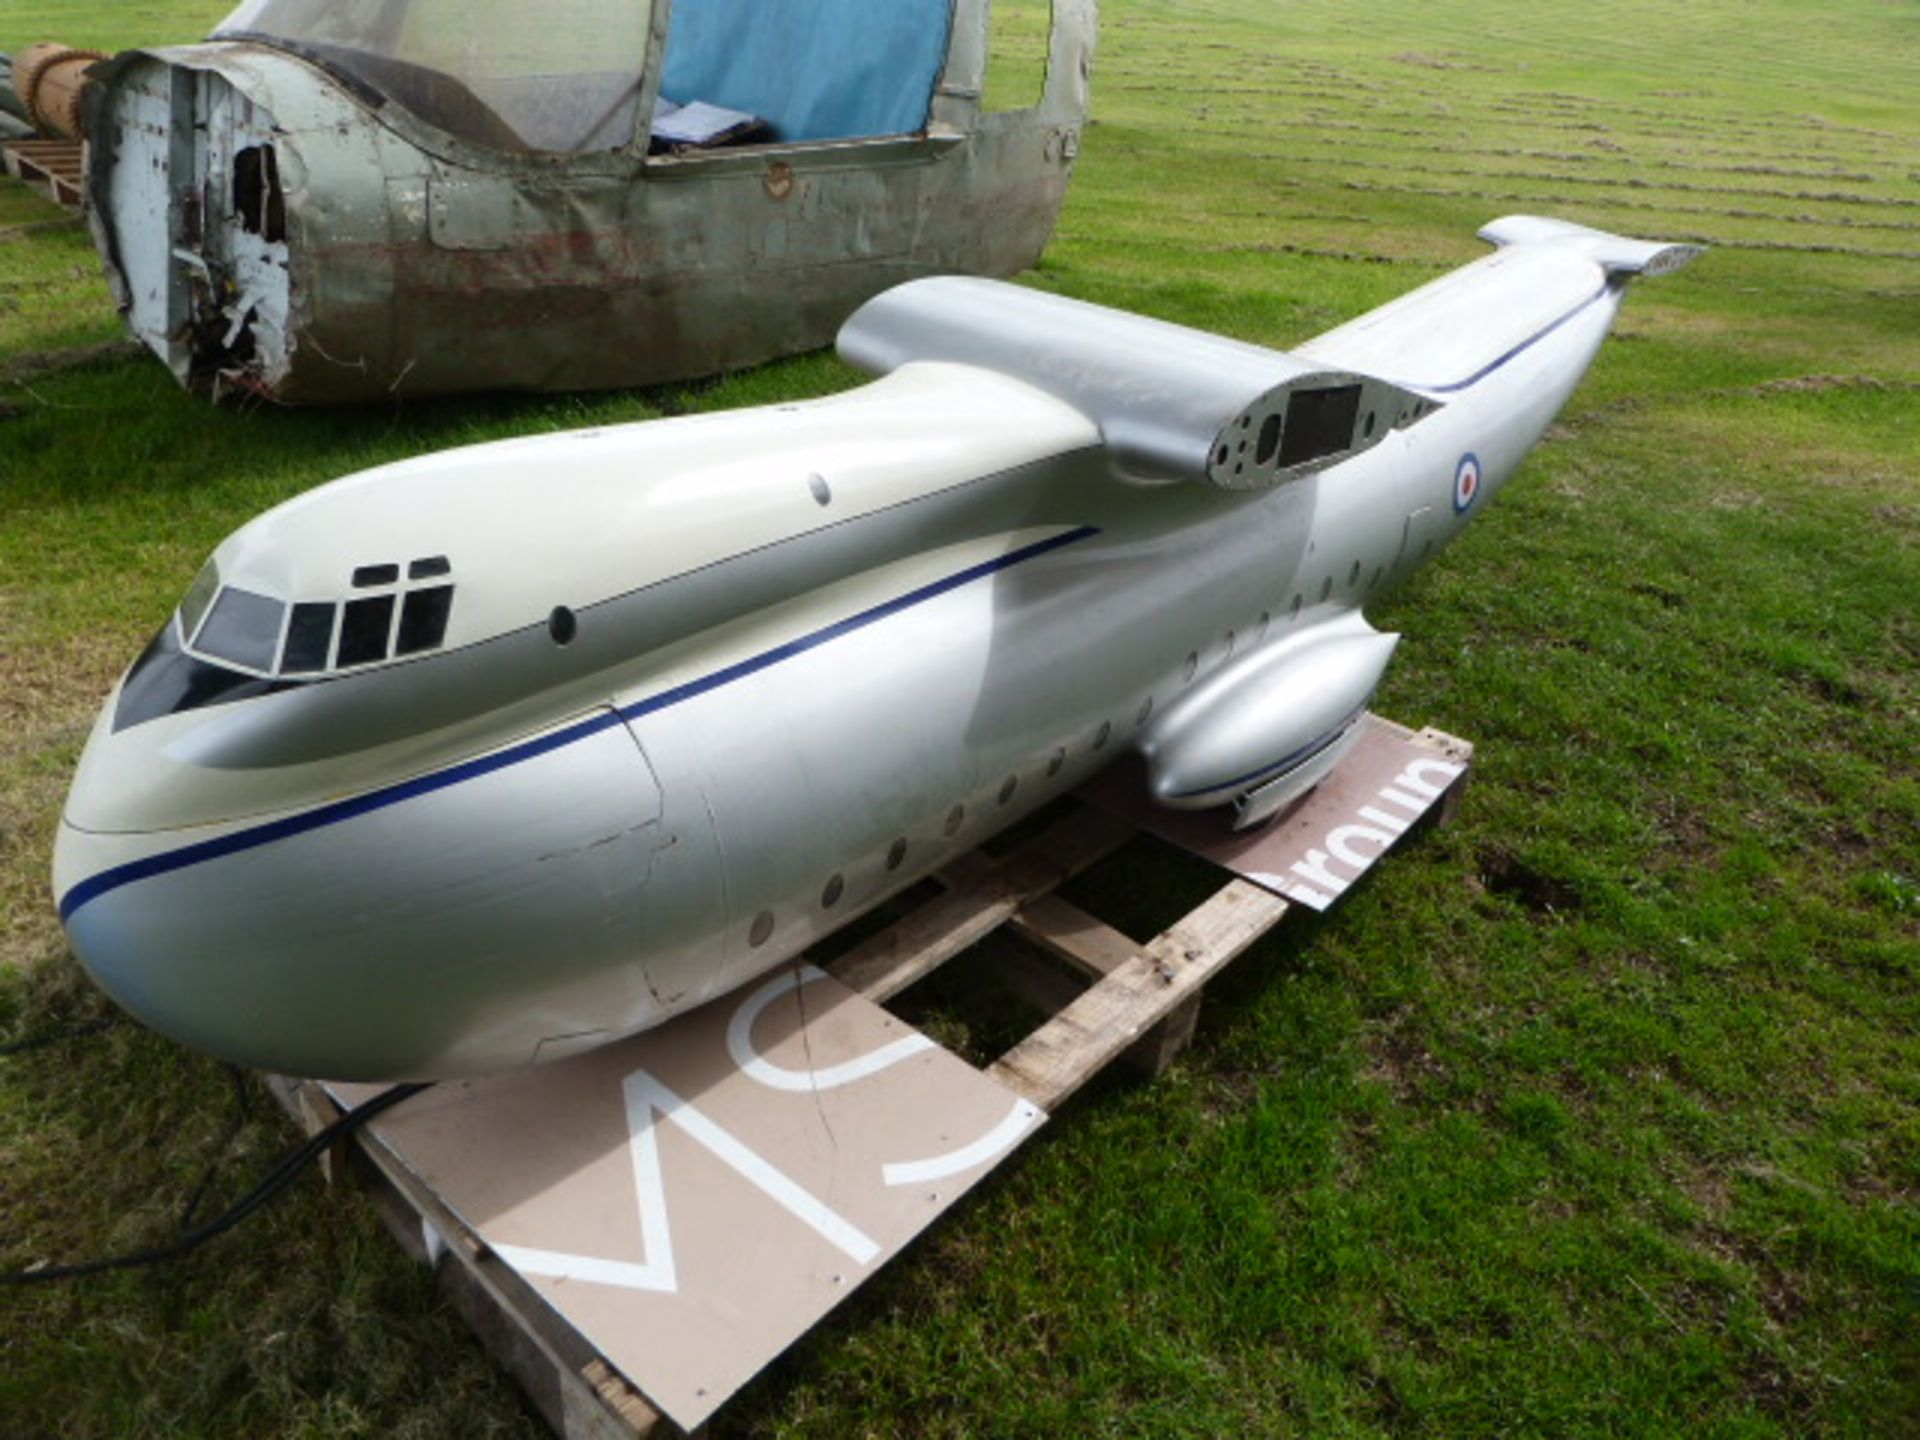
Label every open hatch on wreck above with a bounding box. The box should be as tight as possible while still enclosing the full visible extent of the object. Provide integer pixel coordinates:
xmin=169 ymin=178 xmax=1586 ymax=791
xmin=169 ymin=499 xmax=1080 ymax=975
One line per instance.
xmin=84 ymin=0 xmax=1094 ymax=402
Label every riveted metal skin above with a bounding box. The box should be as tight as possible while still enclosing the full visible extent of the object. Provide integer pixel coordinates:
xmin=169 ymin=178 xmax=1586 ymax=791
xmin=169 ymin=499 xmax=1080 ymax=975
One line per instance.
xmin=80 ymin=0 xmax=1098 ymax=403
xmin=54 ymin=218 xmax=1696 ymax=1079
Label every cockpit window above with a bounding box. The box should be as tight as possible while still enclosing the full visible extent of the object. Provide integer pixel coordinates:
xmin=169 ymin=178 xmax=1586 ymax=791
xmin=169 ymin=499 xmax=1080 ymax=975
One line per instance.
xmin=214 ymin=0 xmax=655 ymax=154
xmin=119 ymin=553 xmax=460 ymax=729
xmin=170 ymin=556 xmax=453 ymax=683
xmin=178 ymin=561 xmax=221 ymax=644
xmin=194 ymin=586 xmax=286 ymax=671
xmin=281 ymin=602 xmax=338 ymax=674
xmin=396 ymin=585 xmax=455 ymax=655
xmin=337 ymin=594 xmax=397 ymax=667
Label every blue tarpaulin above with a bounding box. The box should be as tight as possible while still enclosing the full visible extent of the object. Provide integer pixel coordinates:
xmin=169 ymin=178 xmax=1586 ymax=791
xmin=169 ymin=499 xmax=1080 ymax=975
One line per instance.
xmin=661 ymin=0 xmax=954 ymax=142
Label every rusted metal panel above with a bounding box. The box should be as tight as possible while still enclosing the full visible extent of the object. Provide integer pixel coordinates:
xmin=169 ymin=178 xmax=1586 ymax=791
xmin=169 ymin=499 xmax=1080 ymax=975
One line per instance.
xmin=82 ymin=1 xmax=1097 ymax=403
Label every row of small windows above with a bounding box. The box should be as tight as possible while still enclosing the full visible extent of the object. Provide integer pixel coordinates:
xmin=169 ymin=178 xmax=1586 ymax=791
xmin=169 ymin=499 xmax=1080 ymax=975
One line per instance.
xmin=741 ymin=554 xmax=1403 ymax=951
xmin=744 ymin=544 xmax=1404 ymax=948
xmin=178 ymin=556 xmax=455 ymax=677
xmin=746 ymin=712 xmax=1135 ymax=947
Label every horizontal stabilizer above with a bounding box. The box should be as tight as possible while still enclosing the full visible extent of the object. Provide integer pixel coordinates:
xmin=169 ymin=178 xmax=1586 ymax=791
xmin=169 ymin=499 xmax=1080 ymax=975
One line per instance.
xmin=1478 ymin=215 xmax=1703 ymax=278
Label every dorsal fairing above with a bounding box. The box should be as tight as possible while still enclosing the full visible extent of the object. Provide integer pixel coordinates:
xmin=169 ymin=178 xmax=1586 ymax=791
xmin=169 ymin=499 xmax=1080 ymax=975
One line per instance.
xmin=838 ymin=277 xmax=1438 ymax=490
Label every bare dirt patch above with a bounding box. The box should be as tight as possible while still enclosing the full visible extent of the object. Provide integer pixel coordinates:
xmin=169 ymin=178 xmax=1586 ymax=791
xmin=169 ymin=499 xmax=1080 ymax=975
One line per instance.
xmin=1 ymin=338 xmax=143 ymax=386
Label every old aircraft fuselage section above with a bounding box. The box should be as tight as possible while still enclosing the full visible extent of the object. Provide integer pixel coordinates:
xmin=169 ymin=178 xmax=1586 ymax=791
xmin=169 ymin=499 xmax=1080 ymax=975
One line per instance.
xmin=83 ymin=0 xmax=1098 ymax=402
xmin=54 ymin=220 xmax=1697 ymax=1079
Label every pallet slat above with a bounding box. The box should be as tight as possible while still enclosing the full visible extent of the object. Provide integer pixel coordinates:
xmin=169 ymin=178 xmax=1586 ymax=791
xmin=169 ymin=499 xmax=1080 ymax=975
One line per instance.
xmin=987 ymin=879 xmax=1290 ymax=1111
xmin=265 ymin=1076 xmax=666 ymax=1440
xmin=1 ymin=139 xmax=85 ymax=209
xmin=828 ymin=806 xmax=1126 ymax=1001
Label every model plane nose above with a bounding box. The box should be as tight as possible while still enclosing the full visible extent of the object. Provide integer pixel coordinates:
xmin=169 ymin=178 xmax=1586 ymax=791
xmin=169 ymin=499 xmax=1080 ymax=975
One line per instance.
xmin=55 ymin=706 xmax=678 ymax=1079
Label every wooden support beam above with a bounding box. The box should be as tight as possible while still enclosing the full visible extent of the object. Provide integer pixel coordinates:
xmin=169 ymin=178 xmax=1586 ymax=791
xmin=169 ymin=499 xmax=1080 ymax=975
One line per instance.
xmin=1006 ymin=892 xmax=1137 ymax=978
xmin=1 ymin=139 xmax=85 ymax=209
xmin=987 ymin=879 xmax=1289 ymax=1111
xmin=828 ymin=806 xmax=1129 ymax=1001
xmin=264 ymin=1077 xmax=665 ymax=1440
xmin=1416 ymin=726 xmax=1474 ymax=826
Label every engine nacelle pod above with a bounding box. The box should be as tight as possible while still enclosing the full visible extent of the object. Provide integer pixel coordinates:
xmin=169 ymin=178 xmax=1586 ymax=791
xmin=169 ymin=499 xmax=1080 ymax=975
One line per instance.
xmin=1141 ymin=615 xmax=1400 ymax=825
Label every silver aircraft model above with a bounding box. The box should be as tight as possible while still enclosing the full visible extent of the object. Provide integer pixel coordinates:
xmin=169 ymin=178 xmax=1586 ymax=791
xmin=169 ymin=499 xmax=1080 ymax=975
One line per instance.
xmin=55 ymin=216 xmax=1697 ymax=1081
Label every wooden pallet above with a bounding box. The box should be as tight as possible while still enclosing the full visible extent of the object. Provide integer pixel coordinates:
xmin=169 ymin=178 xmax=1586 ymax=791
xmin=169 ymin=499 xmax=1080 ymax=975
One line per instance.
xmin=269 ymin=717 xmax=1471 ymax=1439
xmin=1 ymin=140 xmax=86 ymax=209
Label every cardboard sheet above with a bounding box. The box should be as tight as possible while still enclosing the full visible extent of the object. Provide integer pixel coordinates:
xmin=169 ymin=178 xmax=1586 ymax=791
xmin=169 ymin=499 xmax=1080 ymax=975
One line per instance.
xmin=1081 ymin=714 xmax=1468 ymax=911
xmin=333 ymin=964 xmax=1042 ymax=1430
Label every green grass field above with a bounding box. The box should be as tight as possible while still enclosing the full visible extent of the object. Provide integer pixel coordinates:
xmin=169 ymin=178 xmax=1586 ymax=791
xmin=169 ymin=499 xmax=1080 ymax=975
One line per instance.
xmin=3 ymin=1 xmax=1916 ymax=1435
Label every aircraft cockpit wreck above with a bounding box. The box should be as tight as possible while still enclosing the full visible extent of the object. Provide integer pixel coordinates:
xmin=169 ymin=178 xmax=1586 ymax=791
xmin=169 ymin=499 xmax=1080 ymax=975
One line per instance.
xmin=83 ymin=0 xmax=1094 ymax=402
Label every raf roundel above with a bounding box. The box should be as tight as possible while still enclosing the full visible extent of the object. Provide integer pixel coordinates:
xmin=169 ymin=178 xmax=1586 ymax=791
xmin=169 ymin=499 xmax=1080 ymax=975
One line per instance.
xmin=1452 ymin=452 xmax=1483 ymax=514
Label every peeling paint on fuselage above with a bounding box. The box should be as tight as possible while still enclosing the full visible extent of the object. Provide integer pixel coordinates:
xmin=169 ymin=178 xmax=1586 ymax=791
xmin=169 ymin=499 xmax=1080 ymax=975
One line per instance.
xmin=82 ymin=1 xmax=1096 ymax=403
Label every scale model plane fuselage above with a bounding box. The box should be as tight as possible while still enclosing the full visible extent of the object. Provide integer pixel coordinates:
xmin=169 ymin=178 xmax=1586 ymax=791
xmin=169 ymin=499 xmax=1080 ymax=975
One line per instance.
xmin=54 ymin=216 xmax=1697 ymax=1080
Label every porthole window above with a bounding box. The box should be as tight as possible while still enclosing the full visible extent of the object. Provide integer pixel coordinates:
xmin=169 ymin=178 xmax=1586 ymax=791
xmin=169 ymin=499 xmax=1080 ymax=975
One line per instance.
xmin=886 ymin=837 xmax=909 ymax=871
xmin=998 ymin=775 xmax=1018 ymax=805
xmin=1289 ymin=594 xmax=1303 ymax=619
xmin=1093 ymin=721 xmax=1112 ymax=750
xmin=1047 ymin=748 xmax=1066 ymax=777
xmin=549 ymin=606 xmax=577 ymax=645
xmin=749 ymin=910 xmax=776 ymax=946
xmin=821 ymin=874 xmax=845 ymax=908
xmin=1319 ymin=576 xmax=1333 ymax=603
xmin=1136 ymin=696 xmax=1153 ymax=726
xmin=944 ymin=805 xmax=965 ymax=837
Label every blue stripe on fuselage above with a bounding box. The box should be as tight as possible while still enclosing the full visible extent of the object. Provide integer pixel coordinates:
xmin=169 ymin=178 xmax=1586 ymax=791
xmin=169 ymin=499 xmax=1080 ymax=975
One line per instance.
xmin=1400 ymin=279 xmax=1614 ymax=396
xmin=58 ymin=525 xmax=1100 ymax=922
xmin=1167 ymin=698 xmax=1370 ymax=800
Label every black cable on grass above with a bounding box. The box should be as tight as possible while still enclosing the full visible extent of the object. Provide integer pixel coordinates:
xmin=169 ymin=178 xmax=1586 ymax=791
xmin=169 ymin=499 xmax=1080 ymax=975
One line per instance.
xmin=178 ymin=1064 xmax=257 ymax=1230
xmin=2 ymin=1081 xmax=430 ymax=1285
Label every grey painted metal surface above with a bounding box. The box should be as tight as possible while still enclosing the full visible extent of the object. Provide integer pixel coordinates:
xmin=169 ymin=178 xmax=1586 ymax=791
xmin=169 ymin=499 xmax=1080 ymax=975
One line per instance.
xmin=840 ymin=277 xmax=1435 ymax=487
xmin=53 ymin=217 xmax=1698 ymax=1080
xmin=81 ymin=0 xmax=1096 ymax=402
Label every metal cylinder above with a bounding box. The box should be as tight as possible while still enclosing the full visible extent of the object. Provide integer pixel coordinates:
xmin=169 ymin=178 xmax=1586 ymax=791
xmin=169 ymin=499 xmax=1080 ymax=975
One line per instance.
xmin=12 ymin=43 xmax=108 ymax=141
